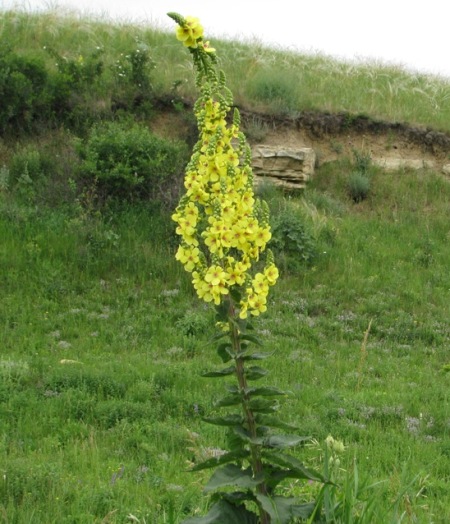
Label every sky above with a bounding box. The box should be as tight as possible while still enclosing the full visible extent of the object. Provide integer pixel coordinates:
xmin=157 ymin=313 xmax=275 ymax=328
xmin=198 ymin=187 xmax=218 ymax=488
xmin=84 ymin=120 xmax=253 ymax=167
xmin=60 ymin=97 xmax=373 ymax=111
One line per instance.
xmin=2 ymin=0 xmax=450 ymax=80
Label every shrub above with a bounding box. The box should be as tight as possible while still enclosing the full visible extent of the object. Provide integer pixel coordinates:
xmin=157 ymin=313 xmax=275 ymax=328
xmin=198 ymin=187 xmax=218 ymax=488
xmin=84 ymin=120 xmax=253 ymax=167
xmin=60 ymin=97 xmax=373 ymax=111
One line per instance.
xmin=0 ymin=46 xmax=73 ymax=133
xmin=270 ymin=207 xmax=317 ymax=271
xmin=347 ymin=171 xmax=371 ymax=202
xmin=75 ymin=120 xmax=188 ymax=203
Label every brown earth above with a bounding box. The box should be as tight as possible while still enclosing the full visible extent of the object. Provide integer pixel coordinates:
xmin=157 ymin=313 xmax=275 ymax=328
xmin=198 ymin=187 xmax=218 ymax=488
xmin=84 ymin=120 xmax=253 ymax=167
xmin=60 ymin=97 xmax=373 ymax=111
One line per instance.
xmin=151 ymin=100 xmax=450 ymax=173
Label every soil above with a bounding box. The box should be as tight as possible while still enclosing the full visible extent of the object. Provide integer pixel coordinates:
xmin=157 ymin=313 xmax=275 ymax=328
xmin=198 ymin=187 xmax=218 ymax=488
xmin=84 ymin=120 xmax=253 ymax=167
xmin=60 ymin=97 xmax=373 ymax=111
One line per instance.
xmin=151 ymin=100 xmax=450 ymax=173
xmin=238 ymin=109 xmax=450 ymax=172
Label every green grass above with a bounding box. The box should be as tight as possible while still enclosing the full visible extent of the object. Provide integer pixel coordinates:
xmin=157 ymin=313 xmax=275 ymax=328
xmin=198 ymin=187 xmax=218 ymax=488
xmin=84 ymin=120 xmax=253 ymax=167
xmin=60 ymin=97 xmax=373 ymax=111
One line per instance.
xmin=0 ymin=8 xmax=450 ymax=133
xmin=1 ymin=168 xmax=449 ymax=522
xmin=0 ymin=7 xmax=449 ymax=524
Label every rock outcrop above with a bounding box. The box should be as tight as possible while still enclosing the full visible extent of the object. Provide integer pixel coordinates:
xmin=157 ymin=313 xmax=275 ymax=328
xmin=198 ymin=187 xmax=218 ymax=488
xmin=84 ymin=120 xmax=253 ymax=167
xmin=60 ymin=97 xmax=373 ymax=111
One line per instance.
xmin=252 ymin=146 xmax=315 ymax=190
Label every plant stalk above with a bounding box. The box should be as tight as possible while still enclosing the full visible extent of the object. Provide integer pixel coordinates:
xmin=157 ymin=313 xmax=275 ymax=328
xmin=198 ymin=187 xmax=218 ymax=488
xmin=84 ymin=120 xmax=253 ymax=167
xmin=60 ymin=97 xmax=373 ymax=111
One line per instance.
xmin=228 ymin=299 xmax=270 ymax=524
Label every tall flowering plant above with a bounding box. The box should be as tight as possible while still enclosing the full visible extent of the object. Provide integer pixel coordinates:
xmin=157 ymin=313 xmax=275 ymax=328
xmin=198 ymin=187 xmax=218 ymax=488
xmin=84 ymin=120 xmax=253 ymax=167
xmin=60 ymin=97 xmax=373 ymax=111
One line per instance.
xmin=168 ymin=13 xmax=325 ymax=523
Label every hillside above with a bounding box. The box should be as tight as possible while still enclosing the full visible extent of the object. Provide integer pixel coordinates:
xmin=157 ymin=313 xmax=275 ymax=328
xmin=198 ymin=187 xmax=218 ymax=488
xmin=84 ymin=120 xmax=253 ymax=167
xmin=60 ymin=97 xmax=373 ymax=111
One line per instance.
xmin=1 ymin=9 xmax=449 ymax=524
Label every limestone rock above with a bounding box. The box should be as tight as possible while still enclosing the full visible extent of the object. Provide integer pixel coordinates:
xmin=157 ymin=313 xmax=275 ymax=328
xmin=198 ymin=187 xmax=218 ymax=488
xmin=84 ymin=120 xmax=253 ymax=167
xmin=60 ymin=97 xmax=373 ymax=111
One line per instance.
xmin=252 ymin=146 xmax=315 ymax=190
xmin=443 ymin=163 xmax=450 ymax=176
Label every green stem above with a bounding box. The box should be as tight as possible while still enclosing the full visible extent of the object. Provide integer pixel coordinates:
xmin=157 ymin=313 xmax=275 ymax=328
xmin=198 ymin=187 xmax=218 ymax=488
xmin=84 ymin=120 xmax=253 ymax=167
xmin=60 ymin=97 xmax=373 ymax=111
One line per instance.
xmin=228 ymin=299 xmax=270 ymax=524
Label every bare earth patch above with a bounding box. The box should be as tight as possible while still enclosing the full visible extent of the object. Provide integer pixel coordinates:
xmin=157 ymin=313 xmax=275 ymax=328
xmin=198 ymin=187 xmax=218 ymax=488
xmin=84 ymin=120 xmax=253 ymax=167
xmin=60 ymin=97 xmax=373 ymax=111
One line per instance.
xmin=151 ymin=102 xmax=450 ymax=175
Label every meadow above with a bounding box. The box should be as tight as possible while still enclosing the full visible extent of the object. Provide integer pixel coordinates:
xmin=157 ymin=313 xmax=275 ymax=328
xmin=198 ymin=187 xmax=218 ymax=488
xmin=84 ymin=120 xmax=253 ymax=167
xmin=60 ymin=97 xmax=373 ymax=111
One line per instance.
xmin=0 ymin=7 xmax=449 ymax=524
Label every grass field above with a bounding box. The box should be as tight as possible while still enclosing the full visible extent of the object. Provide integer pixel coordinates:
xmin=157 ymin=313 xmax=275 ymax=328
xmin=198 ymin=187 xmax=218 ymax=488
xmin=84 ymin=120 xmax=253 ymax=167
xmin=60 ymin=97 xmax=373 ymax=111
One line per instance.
xmin=0 ymin=7 xmax=449 ymax=524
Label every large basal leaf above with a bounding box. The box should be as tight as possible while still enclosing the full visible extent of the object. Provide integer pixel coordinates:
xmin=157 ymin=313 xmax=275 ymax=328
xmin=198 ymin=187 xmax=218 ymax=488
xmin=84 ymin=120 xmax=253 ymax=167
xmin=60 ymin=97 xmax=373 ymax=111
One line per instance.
xmin=191 ymin=449 xmax=249 ymax=472
xmin=255 ymin=494 xmax=316 ymax=524
xmin=201 ymin=365 xmax=235 ymax=378
xmin=264 ymin=451 xmax=327 ymax=483
xmin=204 ymin=464 xmax=264 ymax=492
xmin=181 ymin=499 xmax=259 ymax=524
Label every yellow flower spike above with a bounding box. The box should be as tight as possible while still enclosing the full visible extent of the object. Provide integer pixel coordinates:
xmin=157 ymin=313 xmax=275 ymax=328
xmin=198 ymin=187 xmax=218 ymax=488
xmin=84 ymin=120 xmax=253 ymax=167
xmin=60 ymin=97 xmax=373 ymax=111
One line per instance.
xmin=171 ymin=13 xmax=278 ymax=315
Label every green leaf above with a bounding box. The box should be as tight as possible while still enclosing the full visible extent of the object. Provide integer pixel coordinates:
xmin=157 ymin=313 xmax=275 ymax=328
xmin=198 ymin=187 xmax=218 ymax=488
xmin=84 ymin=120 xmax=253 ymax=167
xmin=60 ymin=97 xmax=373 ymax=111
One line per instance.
xmin=245 ymin=366 xmax=268 ymax=380
xmin=214 ymin=394 xmax=241 ymax=407
xmin=181 ymin=499 xmax=259 ymax=524
xmin=191 ymin=449 xmax=249 ymax=472
xmin=204 ymin=464 xmax=264 ymax=492
xmin=233 ymin=425 xmax=264 ymax=445
xmin=248 ymin=397 xmax=279 ymax=413
xmin=290 ymin=502 xmax=317 ymax=519
xmin=263 ymin=451 xmax=326 ymax=483
xmin=255 ymin=414 xmax=299 ymax=431
xmin=238 ymin=351 xmax=275 ymax=361
xmin=254 ymin=494 xmax=291 ymax=524
xmin=239 ymin=333 xmax=263 ymax=346
xmin=217 ymin=342 xmax=233 ymax=363
xmin=203 ymin=414 xmax=244 ymax=426
xmin=202 ymin=365 xmax=235 ymax=378
xmin=245 ymin=386 xmax=289 ymax=398
xmin=254 ymin=494 xmax=316 ymax=524
xmin=263 ymin=434 xmax=310 ymax=449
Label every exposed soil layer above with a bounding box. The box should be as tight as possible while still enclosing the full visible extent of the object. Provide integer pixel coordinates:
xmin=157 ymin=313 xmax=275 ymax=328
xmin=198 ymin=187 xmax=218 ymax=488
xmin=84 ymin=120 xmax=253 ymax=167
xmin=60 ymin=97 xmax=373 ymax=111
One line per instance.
xmin=239 ymin=109 xmax=450 ymax=169
xmin=152 ymin=98 xmax=450 ymax=171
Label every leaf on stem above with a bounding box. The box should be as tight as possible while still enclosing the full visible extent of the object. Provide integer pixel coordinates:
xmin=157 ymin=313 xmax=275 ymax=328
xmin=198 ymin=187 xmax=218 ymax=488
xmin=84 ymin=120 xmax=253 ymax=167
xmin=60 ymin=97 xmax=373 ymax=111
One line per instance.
xmin=244 ymin=366 xmax=268 ymax=380
xmin=255 ymin=494 xmax=316 ymax=524
xmin=202 ymin=365 xmax=235 ymax=378
xmin=181 ymin=499 xmax=259 ymax=524
xmin=245 ymin=386 xmax=289 ymax=397
xmin=214 ymin=393 xmax=242 ymax=407
xmin=190 ymin=449 xmax=249 ymax=472
xmin=204 ymin=464 xmax=264 ymax=492
xmin=247 ymin=397 xmax=279 ymax=413
xmin=263 ymin=434 xmax=310 ymax=449
xmin=239 ymin=333 xmax=263 ymax=346
xmin=217 ymin=342 xmax=233 ymax=363
xmin=237 ymin=351 xmax=275 ymax=361
xmin=263 ymin=450 xmax=327 ymax=483
xmin=255 ymin=414 xmax=299 ymax=431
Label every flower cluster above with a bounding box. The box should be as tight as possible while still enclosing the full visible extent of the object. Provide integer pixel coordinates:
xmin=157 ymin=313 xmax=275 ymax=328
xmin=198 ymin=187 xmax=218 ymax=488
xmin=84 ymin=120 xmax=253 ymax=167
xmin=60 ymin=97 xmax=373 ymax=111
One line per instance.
xmin=170 ymin=14 xmax=278 ymax=318
xmin=171 ymin=13 xmax=215 ymax=53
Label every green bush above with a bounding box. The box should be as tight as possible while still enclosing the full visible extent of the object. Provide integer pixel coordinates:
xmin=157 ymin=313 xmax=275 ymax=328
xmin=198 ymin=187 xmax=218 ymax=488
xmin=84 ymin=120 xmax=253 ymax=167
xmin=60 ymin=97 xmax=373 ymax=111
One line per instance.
xmin=0 ymin=46 xmax=72 ymax=133
xmin=347 ymin=171 xmax=371 ymax=202
xmin=75 ymin=121 xmax=188 ymax=203
xmin=270 ymin=208 xmax=317 ymax=271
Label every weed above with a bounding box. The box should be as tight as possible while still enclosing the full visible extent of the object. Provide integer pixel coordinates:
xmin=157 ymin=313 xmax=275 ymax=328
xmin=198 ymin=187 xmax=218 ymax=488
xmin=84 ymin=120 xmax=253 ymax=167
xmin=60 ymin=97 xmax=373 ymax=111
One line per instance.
xmin=347 ymin=172 xmax=371 ymax=203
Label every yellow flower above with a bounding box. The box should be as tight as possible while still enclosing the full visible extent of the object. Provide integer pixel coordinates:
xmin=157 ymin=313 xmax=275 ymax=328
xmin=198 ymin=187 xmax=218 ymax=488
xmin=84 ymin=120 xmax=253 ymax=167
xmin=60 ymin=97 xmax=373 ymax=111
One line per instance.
xmin=254 ymin=226 xmax=272 ymax=248
xmin=176 ymin=245 xmax=200 ymax=272
xmin=202 ymin=41 xmax=216 ymax=53
xmin=264 ymin=264 xmax=279 ymax=285
xmin=204 ymin=265 xmax=228 ymax=287
xmin=176 ymin=16 xmax=204 ymax=48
